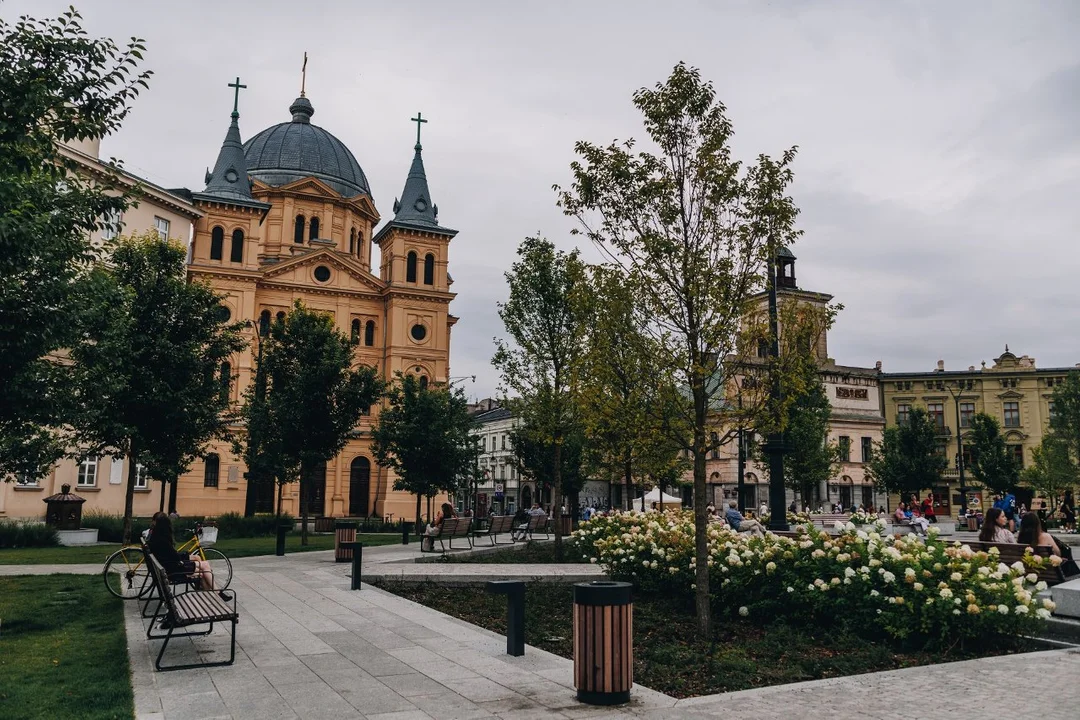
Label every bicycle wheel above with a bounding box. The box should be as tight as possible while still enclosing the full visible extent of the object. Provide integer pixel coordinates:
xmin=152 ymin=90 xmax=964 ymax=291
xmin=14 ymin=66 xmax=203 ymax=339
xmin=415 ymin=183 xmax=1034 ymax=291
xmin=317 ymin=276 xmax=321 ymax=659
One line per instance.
xmin=103 ymin=546 xmax=153 ymax=599
xmin=200 ymin=548 xmax=233 ymax=591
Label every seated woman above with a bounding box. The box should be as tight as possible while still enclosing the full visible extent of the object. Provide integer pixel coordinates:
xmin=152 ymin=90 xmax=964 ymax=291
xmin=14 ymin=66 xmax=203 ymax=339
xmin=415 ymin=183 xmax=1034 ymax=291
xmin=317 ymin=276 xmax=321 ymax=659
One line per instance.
xmin=1016 ymin=512 xmax=1062 ymax=557
xmin=893 ymin=503 xmax=907 ymax=523
xmin=423 ymin=502 xmax=457 ymax=550
xmin=978 ymin=507 xmax=1015 ymax=544
xmin=145 ymin=512 xmax=218 ymax=593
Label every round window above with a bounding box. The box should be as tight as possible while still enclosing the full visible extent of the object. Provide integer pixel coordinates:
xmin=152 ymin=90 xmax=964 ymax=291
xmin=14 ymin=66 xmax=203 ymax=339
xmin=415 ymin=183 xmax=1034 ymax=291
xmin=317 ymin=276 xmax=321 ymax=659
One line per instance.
xmin=215 ymin=304 xmax=231 ymax=322
xmin=224 ymin=169 xmax=239 ymax=183
xmin=314 ymin=265 xmax=331 ymax=282
xmin=410 ymin=324 xmax=427 ymax=342
xmin=414 ymin=198 xmax=428 ymax=212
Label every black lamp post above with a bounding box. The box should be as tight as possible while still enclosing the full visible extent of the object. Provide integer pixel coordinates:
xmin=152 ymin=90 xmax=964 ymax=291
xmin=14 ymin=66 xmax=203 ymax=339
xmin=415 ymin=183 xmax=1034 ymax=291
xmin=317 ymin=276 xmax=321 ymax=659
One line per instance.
xmin=943 ymin=380 xmax=969 ymax=518
xmin=764 ymin=248 xmax=789 ymax=532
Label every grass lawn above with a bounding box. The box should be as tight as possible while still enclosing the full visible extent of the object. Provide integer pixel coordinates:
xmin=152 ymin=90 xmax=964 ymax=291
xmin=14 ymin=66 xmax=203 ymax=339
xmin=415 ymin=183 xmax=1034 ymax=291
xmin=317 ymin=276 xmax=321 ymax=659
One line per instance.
xmin=0 ymin=532 xmax=401 ymax=565
xmin=0 ymin=575 xmax=133 ymax=719
xmin=378 ymin=582 xmax=1034 ymax=698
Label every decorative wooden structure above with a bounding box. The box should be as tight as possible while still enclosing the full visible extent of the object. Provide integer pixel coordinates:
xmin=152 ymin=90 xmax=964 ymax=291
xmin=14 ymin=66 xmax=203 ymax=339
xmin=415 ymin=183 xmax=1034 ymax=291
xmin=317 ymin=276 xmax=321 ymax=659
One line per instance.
xmin=573 ymin=581 xmax=633 ymax=705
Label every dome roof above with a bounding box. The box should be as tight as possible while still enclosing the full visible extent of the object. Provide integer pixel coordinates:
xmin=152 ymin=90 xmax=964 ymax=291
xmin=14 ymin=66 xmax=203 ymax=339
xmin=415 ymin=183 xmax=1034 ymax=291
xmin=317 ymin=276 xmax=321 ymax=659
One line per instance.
xmin=242 ymin=96 xmax=370 ymax=198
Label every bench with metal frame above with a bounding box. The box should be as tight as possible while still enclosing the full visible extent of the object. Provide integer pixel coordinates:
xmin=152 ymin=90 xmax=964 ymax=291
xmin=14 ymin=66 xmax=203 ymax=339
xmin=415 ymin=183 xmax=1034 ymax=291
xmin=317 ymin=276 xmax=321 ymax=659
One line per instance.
xmin=474 ymin=515 xmax=517 ymax=546
xmin=420 ymin=517 xmax=473 ymax=553
xmin=146 ymin=555 xmax=238 ymax=671
xmin=965 ymin=540 xmax=1070 ymax=586
xmin=522 ymin=513 xmax=550 ymax=540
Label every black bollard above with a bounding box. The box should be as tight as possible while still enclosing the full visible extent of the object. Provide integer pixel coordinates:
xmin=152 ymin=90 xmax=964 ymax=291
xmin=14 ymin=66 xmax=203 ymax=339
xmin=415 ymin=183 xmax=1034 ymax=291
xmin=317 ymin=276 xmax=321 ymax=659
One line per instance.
xmin=276 ymin=523 xmax=289 ymax=556
xmin=486 ymin=580 xmax=525 ymax=656
xmin=401 ymin=518 xmax=409 ymax=545
xmin=350 ymin=542 xmax=363 ymax=590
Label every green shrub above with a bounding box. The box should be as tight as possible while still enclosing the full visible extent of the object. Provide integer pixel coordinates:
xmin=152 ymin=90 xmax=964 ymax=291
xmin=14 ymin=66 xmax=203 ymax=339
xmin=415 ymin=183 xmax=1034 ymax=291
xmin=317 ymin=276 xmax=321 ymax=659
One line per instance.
xmin=0 ymin=519 xmax=60 ymax=548
xmin=210 ymin=512 xmax=294 ymax=538
xmin=80 ymin=511 xmax=156 ymax=543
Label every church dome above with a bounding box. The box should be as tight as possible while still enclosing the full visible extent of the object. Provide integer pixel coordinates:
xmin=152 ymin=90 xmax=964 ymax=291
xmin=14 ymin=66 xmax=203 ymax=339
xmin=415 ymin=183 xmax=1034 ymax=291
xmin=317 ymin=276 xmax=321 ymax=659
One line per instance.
xmin=242 ymin=96 xmax=370 ymax=198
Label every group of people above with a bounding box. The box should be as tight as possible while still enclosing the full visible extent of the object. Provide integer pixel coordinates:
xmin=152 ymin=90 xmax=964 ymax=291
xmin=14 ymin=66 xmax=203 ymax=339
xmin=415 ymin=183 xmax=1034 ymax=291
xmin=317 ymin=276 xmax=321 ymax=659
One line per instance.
xmin=978 ymin=505 xmax=1076 ymax=565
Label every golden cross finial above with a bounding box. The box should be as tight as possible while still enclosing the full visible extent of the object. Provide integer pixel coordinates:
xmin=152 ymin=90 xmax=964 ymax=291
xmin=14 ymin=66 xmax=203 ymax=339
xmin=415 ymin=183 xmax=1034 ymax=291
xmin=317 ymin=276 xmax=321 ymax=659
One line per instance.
xmin=300 ymin=52 xmax=308 ymax=97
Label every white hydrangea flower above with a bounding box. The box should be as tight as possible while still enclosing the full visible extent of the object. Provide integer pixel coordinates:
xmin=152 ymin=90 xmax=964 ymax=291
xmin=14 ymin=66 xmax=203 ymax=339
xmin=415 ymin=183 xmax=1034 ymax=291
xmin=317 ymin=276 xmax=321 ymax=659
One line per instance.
xmin=738 ymin=606 xmax=749 ymax=617
xmin=1035 ymin=608 xmax=1051 ymax=620
xmin=1014 ymin=605 xmax=1029 ymax=615
xmin=950 ymin=572 xmax=962 ymax=582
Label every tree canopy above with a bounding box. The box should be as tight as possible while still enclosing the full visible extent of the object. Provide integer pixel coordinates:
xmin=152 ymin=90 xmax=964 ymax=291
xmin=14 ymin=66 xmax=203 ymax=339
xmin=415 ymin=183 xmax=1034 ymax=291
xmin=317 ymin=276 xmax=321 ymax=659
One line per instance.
xmin=1022 ymin=434 xmax=1076 ymax=514
xmin=966 ymin=413 xmax=1019 ymax=495
xmin=0 ymin=9 xmax=150 ymax=479
xmin=867 ymin=407 xmax=947 ymax=496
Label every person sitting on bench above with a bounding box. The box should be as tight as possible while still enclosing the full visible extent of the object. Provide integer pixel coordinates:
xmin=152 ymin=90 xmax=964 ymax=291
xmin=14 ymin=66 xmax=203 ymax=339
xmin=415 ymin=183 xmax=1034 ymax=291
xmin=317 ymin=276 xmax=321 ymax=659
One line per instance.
xmin=724 ymin=502 xmax=764 ymax=537
xmin=146 ymin=512 xmax=221 ymax=596
xmin=978 ymin=508 xmax=1015 ymax=544
xmin=423 ymin=502 xmax=457 ymax=551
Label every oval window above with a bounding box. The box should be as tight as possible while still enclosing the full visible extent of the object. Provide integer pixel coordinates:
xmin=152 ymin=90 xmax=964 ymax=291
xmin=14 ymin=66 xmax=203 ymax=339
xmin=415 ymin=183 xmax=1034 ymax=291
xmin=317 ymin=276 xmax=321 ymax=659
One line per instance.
xmin=410 ymin=324 xmax=427 ymax=342
xmin=314 ymin=265 xmax=331 ymax=282
xmin=215 ymin=305 xmax=231 ymax=322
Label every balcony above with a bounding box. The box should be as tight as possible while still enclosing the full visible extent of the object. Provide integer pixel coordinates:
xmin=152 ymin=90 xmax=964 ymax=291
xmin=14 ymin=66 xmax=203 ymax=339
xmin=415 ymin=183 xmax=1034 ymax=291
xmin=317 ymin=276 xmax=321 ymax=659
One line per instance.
xmin=934 ymin=425 xmax=951 ymax=437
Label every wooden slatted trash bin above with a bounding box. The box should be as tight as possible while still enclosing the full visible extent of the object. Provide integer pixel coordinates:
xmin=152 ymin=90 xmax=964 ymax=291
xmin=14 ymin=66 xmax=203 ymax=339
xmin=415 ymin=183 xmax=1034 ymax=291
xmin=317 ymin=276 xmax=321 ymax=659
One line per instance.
xmin=573 ymin=580 xmax=633 ymax=705
xmin=334 ymin=521 xmax=358 ymax=563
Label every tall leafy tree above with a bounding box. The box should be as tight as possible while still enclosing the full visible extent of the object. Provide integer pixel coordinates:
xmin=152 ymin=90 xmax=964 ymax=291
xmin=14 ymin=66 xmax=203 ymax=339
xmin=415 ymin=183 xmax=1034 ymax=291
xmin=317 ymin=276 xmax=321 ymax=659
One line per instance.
xmin=371 ymin=374 xmax=476 ymax=535
xmin=966 ymin=413 xmax=1019 ymax=495
xmin=511 ymin=411 xmax=589 ymax=512
xmin=493 ymin=236 xmax=588 ymax=558
xmin=1049 ymin=371 xmax=1080 ymax=467
xmin=557 ymin=63 xmax=830 ymax=633
xmin=756 ymin=364 xmax=838 ymax=506
xmin=0 ymin=9 xmax=149 ymax=479
xmin=867 ymin=408 xmax=947 ymax=497
xmin=1022 ymin=434 xmax=1077 ymax=515
xmin=69 ymin=234 xmax=245 ymax=542
xmin=239 ymin=301 xmax=382 ymax=544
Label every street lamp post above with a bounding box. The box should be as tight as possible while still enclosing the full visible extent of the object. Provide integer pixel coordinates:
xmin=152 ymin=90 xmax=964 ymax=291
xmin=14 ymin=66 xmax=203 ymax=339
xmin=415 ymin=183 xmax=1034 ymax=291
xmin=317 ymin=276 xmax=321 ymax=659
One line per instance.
xmin=764 ymin=248 xmax=789 ymax=532
xmin=943 ymin=380 xmax=969 ymax=518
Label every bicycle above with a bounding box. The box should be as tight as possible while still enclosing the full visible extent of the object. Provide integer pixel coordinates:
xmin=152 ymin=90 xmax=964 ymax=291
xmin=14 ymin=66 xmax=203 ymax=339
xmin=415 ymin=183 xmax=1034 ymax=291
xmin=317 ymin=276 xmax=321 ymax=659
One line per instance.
xmin=102 ymin=523 xmax=233 ymax=599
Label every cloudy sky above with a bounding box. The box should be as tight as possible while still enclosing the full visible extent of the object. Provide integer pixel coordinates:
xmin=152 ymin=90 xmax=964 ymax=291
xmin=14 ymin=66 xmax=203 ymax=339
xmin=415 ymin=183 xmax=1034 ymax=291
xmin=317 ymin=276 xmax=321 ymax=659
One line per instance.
xmin=10 ymin=0 xmax=1080 ymax=399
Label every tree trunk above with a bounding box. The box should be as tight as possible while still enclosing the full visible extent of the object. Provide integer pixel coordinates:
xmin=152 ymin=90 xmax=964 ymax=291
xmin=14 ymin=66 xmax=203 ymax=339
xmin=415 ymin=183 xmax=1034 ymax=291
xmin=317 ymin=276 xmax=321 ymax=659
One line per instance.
xmin=168 ymin=476 xmax=178 ymax=514
xmin=415 ymin=493 xmax=423 ymax=536
xmin=552 ymin=441 xmax=563 ymax=561
xmin=624 ymin=456 xmax=634 ymax=511
xmin=692 ymin=386 xmax=711 ymax=637
xmin=300 ymin=464 xmax=309 ymax=547
xmin=158 ymin=479 xmax=167 ymax=513
xmin=122 ymin=444 xmax=138 ymax=545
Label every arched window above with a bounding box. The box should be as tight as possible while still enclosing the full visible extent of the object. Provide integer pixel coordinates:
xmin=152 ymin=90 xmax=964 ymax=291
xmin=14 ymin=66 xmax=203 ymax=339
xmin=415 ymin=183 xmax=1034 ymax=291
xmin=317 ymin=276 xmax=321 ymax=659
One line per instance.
xmin=349 ymin=228 xmax=356 ymax=254
xmin=350 ymin=319 xmax=360 ymax=344
xmin=356 ymin=230 xmax=363 ymax=257
xmin=419 ymin=375 xmax=429 ymax=390
xmin=203 ymin=454 xmax=219 ymax=488
xmin=406 ymin=251 xmax=417 ymax=283
xmin=276 ymin=311 xmax=286 ymax=323
xmin=219 ymin=362 xmax=231 ymax=400
xmin=309 ymin=217 xmax=320 ymax=240
xmin=230 ymin=229 xmax=244 ymax=263
xmin=364 ymin=320 xmax=375 ymax=347
xmin=423 ymin=253 xmax=435 ymax=285
xmin=258 ymin=309 xmax=271 ymax=336
xmin=294 ymin=215 xmax=305 ymax=244
xmin=210 ymin=226 xmax=224 ymax=260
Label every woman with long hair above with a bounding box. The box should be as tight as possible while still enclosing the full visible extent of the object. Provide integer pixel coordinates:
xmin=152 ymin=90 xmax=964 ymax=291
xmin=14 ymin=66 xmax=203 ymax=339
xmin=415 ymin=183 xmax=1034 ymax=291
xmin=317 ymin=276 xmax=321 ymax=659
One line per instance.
xmin=146 ymin=511 xmax=218 ymax=591
xmin=1016 ymin=512 xmax=1062 ymax=557
xmin=978 ymin=507 xmax=1015 ymax=543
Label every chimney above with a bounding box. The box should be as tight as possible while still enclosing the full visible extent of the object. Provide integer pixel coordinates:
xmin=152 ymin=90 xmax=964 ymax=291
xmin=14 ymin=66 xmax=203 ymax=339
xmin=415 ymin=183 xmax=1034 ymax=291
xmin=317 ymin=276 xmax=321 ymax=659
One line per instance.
xmin=936 ymin=360 xmax=945 ymax=372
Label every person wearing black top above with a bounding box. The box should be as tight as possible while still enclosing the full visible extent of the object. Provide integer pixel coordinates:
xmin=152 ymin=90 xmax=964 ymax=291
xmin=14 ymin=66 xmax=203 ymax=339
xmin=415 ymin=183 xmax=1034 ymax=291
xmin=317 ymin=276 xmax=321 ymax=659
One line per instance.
xmin=146 ymin=512 xmax=217 ymax=591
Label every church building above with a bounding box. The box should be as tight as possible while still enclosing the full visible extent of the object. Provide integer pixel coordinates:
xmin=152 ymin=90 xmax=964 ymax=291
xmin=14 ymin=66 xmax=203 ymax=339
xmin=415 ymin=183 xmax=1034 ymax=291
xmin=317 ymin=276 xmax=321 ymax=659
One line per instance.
xmin=178 ymin=80 xmax=457 ymax=520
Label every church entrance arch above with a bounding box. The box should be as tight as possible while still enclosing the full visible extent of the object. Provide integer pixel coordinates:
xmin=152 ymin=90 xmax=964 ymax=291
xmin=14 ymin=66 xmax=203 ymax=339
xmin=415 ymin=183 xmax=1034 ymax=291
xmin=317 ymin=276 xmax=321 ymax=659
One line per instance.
xmin=349 ymin=457 xmax=371 ymax=517
xmin=303 ymin=462 xmax=327 ymax=517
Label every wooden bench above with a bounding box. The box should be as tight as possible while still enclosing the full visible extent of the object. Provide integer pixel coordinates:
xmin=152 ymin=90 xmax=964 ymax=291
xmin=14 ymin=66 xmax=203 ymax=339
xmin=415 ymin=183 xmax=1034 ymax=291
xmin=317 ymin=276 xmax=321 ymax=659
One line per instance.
xmin=964 ymin=540 xmax=1067 ymax=586
xmin=146 ymin=555 xmax=238 ymax=671
xmin=474 ymin=515 xmax=516 ymax=546
xmin=421 ymin=517 xmax=473 ymax=553
xmin=523 ymin=513 xmax=549 ymax=540
xmin=812 ymin=513 xmax=851 ymax=529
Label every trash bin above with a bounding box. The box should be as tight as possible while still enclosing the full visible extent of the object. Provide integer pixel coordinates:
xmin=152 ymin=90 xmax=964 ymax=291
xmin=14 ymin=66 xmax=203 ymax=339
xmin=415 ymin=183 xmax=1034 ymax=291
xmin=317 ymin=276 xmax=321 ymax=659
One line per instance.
xmin=573 ymin=580 xmax=633 ymax=705
xmin=335 ymin=520 xmax=358 ymax=563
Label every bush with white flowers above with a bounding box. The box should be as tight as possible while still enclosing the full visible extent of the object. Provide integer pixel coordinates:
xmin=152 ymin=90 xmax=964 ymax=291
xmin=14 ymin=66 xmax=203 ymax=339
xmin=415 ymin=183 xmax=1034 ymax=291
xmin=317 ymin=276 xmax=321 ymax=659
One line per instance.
xmin=573 ymin=511 xmax=1056 ymax=646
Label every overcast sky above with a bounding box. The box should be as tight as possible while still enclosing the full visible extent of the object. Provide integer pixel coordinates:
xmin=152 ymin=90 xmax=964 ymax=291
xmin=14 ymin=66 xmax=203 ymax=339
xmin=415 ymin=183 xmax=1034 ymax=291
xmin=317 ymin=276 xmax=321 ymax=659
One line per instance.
xmin=10 ymin=0 xmax=1080 ymax=399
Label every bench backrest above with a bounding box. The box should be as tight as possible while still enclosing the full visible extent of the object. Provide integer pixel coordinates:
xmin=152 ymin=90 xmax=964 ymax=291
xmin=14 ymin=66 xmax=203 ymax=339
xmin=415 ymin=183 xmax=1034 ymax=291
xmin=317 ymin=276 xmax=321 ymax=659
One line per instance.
xmin=527 ymin=513 xmax=547 ymax=530
xmin=968 ymin=541 xmax=1052 ymax=558
xmin=437 ymin=517 xmax=471 ymax=537
xmin=148 ymin=554 xmax=180 ymax=619
xmin=490 ymin=515 xmax=515 ymax=533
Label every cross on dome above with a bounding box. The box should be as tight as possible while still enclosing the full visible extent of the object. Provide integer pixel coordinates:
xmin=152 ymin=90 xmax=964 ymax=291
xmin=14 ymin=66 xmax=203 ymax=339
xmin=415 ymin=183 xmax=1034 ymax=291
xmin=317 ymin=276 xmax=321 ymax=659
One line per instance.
xmin=228 ymin=76 xmax=246 ymax=116
xmin=411 ymin=112 xmax=428 ymax=147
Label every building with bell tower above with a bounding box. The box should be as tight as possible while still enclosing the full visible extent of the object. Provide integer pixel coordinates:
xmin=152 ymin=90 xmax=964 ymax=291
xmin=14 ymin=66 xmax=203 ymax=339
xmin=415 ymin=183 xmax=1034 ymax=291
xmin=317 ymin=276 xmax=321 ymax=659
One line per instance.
xmin=179 ymin=78 xmax=457 ymax=521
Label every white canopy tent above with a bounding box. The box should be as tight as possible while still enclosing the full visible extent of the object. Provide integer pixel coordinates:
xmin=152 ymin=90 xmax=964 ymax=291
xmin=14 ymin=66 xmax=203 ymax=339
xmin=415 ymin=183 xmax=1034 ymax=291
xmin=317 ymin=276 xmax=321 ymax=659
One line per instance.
xmin=640 ymin=488 xmax=684 ymax=509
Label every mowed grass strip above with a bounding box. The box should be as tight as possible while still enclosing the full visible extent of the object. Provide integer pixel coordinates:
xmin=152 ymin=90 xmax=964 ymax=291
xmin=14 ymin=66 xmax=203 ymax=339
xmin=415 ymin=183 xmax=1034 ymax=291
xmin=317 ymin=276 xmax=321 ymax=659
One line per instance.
xmin=0 ymin=532 xmax=401 ymax=565
xmin=0 ymin=575 xmax=133 ymax=720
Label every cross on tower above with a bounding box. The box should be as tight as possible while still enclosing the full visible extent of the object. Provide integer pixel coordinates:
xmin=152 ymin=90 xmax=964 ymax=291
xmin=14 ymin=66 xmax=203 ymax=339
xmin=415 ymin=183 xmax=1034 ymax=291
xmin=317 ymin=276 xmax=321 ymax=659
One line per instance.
xmin=411 ymin=112 xmax=428 ymax=146
xmin=228 ymin=76 xmax=247 ymax=114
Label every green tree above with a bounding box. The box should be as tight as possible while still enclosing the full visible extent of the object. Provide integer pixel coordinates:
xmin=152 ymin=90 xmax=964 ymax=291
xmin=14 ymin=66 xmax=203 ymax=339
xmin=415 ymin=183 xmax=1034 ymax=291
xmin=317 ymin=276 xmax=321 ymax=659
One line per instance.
xmin=1049 ymin=371 xmax=1080 ymax=467
xmin=1022 ymin=434 xmax=1077 ymax=515
xmin=69 ymin=234 xmax=245 ymax=542
xmin=0 ymin=9 xmax=149 ymax=479
xmin=966 ymin=413 xmax=1019 ymax=495
xmin=241 ymin=301 xmax=382 ymax=544
xmin=371 ymin=374 xmax=476 ymax=535
xmin=557 ymin=63 xmax=830 ymax=633
xmin=493 ymin=236 xmax=588 ymax=558
xmin=867 ymin=408 xmax=947 ymax=497
xmin=757 ymin=363 xmax=838 ymax=506
xmin=576 ymin=265 xmax=683 ymax=509
xmin=511 ymin=411 xmax=589 ymax=513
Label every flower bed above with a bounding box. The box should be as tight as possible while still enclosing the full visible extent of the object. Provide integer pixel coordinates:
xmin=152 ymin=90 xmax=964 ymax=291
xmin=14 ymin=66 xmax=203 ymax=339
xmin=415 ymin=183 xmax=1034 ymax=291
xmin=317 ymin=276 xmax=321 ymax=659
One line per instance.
xmin=574 ymin=511 xmax=1057 ymax=647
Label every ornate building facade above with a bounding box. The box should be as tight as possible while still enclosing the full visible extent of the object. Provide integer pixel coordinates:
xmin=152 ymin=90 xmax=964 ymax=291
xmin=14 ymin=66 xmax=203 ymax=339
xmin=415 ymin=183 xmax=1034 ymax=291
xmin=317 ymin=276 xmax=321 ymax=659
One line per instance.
xmin=178 ymin=88 xmax=457 ymax=520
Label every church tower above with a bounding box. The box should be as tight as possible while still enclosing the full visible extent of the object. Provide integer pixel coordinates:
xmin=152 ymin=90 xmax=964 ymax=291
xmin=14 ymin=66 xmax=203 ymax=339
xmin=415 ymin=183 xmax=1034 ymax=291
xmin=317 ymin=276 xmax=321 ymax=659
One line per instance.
xmin=373 ymin=115 xmax=458 ymax=388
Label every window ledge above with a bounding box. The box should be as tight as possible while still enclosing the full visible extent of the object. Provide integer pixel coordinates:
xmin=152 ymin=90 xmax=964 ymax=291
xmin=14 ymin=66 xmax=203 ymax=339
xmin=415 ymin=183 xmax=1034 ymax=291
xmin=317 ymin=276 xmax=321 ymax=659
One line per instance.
xmin=13 ymin=485 xmax=43 ymax=491
xmin=76 ymin=486 xmax=101 ymax=492
xmin=134 ymin=488 xmax=151 ymax=494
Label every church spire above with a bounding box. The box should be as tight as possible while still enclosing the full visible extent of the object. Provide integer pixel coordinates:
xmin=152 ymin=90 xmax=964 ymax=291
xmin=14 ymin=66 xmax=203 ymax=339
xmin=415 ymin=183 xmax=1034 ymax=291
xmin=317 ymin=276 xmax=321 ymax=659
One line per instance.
xmin=202 ymin=77 xmax=255 ymax=202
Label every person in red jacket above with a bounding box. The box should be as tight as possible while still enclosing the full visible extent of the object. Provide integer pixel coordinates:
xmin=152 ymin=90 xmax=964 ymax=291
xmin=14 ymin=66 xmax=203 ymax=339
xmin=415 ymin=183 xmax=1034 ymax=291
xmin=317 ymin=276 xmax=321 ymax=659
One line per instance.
xmin=921 ymin=495 xmax=937 ymax=524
